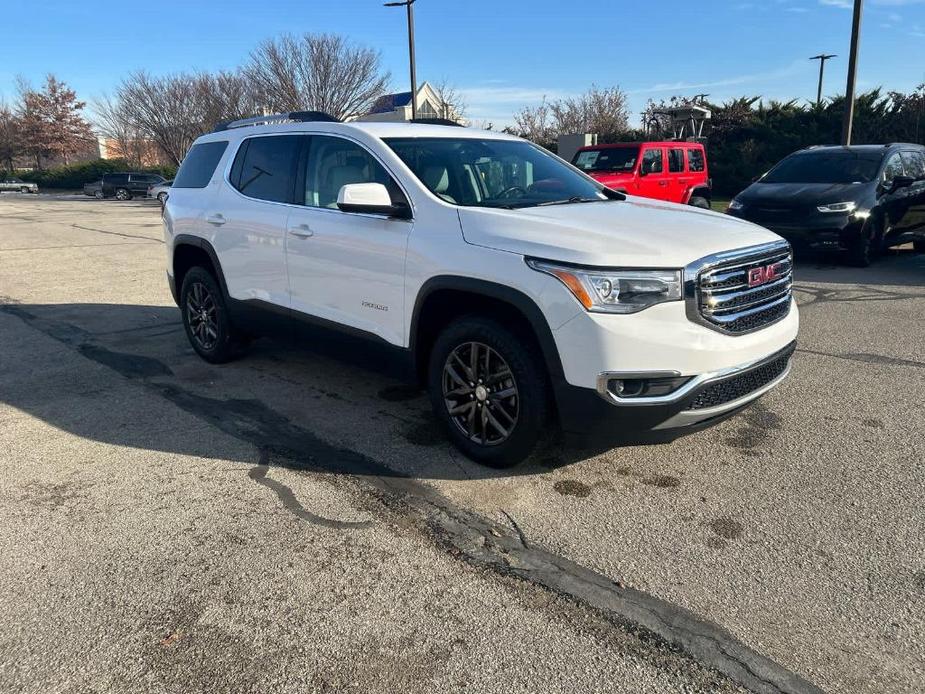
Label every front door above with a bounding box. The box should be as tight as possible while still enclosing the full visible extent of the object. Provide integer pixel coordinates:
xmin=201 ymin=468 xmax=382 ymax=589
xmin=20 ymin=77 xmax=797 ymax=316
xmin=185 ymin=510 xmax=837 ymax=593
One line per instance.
xmin=284 ymin=134 xmax=412 ymax=346
xmin=637 ymin=147 xmax=669 ymax=201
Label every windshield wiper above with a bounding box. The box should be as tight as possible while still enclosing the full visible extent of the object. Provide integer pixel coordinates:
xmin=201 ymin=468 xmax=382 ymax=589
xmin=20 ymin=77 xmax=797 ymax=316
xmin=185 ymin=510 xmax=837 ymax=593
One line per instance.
xmin=534 ymin=196 xmax=607 ymax=207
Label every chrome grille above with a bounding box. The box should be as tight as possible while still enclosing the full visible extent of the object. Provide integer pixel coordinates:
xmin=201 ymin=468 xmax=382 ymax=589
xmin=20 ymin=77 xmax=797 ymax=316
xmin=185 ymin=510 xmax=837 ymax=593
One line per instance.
xmin=685 ymin=241 xmax=793 ymax=335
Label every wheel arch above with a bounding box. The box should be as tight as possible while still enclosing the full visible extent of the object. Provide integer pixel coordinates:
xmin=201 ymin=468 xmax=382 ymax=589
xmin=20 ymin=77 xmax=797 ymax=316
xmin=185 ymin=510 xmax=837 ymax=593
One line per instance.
xmin=687 ymin=185 xmax=711 ymax=204
xmin=171 ymin=235 xmax=230 ymax=307
xmin=409 ymin=276 xmax=565 ymax=387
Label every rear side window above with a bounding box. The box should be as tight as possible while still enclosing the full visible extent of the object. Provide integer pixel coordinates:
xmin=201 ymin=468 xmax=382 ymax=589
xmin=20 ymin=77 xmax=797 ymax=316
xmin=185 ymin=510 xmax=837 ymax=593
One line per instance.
xmin=668 ymin=148 xmax=685 ymax=173
xmin=688 ymin=149 xmax=705 ymax=172
xmin=174 ymin=141 xmax=229 ymax=189
xmin=230 ymin=135 xmax=301 ymax=203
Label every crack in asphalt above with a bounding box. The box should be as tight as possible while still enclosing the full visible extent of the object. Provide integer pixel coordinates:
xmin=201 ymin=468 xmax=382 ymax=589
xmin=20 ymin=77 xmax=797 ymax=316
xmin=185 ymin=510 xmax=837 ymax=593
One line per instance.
xmin=248 ymin=449 xmax=374 ymax=530
xmin=0 ymin=301 xmax=825 ymax=694
xmin=793 ymin=284 xmax=920 ymax=308
xmin=70 ymin=224 xmax=164 ymax=243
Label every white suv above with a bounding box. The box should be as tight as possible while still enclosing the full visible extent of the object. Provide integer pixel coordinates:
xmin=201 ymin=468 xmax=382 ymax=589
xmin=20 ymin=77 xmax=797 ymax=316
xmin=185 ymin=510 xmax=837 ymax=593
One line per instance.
xmin=164 ymin=112 xmax=798 ymax=467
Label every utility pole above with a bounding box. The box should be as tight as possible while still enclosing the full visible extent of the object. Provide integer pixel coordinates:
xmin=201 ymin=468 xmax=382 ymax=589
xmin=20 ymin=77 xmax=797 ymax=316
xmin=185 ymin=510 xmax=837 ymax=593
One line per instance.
xmin=842 ymin=0 xmax=863 ymax=145
xmin=809 ymin=54 xmax=836 ymax=107
xmin=384 ymin=0 xmax=418 ymax=121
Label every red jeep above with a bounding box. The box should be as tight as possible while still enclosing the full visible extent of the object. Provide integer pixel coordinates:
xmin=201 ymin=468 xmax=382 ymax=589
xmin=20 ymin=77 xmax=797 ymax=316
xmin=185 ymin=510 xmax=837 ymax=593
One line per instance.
xmin=571 ymin=141 xmax=711 ymax=208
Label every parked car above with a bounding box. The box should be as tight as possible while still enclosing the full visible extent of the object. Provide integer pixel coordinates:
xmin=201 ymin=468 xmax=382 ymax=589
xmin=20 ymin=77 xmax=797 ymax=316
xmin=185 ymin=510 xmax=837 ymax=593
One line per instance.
xmin=99 ymin=172 xmax=167 ymax=200
xmin=571 ymin=141 xmax=711 ymax=208
xmin=164 ymin=113 xmax=797 ymax=467
xmin=0 ymin=177 xmax=38 ymax=193
xmin=83 ymin=180 xmax=103 ymax=198
xmin=727 ymin=143 xmax=925 ymax=266
xmin=148 ymin=179 xmax=173 ymax=203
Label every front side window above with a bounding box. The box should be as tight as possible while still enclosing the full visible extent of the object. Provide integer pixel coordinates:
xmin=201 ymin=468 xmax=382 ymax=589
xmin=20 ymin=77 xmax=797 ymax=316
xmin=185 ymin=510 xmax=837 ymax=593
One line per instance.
xmin=668 ymin=148 xmax=685 ymax=173
xmin=304 ymin=136 xmax=404 ymax=208
xmin=762 ymin=151 xmax=882 ymax=184
xmin=882 ymin=153 xmax=905 ymax=184
xmin=385 ymin=137 xmax=608 ymax=209
xmin=174 ymin=141 xmax=229 ymax=189
xmin=641 ymin=148 xmax=663 ymax=174
xmin=688 ymin=149 xmax=705 ymax=172
xmin=900 ymin=151 xmax=925 ymax=179
xmin=230 ymin=135 xmax=300 ymax=203
xmin=572 ymin=147 xmax=639 ymax=173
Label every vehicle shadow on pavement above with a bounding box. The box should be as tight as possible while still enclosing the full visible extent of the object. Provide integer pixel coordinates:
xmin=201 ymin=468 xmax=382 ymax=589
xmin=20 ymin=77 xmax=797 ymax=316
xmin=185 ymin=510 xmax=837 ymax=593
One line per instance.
xmin=792 ymin=246 xmax=925 ymax=287
xmin=1 ymin=300 xmax=610 ymax=481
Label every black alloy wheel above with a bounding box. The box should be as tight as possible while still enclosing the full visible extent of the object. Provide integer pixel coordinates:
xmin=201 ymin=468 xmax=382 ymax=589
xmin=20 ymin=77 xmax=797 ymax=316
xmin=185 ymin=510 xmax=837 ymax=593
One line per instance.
xmin=428 ymin=316 xmax=549 ymax=467
xmin=186 ymin=281 xmax=220 ymax=351
xmin=115 ymin=188 xmax=131 ymax=201
xmin=442 ymin=341 xmax=519 ymax=447
xmin=180 ymin=266 xmax=245 ymax=363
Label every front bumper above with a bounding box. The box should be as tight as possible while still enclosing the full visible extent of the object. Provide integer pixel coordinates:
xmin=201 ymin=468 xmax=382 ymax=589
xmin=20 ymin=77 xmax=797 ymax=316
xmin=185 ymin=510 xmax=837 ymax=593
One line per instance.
xmin=728 ymin=210 xmax=864 ymax=251
xmin=555 ymin=341 xmax=796 ymax=445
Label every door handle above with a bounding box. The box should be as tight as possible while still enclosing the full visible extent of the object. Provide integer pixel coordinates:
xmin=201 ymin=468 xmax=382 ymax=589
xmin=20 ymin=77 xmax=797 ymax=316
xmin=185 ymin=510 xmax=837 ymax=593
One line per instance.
xmin=206 ymin=214 xmax=226 ymax=226
xmin=288 ymin=224 xmax=314 ymax=238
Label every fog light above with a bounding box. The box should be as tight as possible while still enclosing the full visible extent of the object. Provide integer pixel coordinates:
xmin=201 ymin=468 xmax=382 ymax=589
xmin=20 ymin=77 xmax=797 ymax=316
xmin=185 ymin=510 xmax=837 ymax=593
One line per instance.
xmin=608 ymin=376 xmax=691 ymax=399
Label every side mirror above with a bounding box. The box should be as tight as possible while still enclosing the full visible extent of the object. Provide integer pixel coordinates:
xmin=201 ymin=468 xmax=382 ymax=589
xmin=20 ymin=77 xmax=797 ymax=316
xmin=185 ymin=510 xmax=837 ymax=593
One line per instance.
xmin=337 ymin=183 xmax=411 ymax=219
xmin=888 ymin=175 xmax=915 ymax=194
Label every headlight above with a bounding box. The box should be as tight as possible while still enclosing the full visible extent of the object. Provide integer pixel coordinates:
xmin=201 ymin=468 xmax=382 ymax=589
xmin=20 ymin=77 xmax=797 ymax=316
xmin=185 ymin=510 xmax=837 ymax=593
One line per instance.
xmin=817 ymin=201 xmax=857 ymax=213
xmin=527 ymin=260 xmax=682 ymax=314
xmin=727 ymin=199 xmax=744 ymax=211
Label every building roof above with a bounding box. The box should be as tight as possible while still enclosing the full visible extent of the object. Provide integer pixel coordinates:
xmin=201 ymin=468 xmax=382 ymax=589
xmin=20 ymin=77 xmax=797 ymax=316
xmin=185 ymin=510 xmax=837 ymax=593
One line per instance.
xmin=368 ymin=91 xmax=414 ymax=114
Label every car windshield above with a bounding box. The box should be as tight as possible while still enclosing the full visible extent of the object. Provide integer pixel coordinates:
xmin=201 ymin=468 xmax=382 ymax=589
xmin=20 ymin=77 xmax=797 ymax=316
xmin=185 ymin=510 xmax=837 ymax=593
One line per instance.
xmin=572 ymin=147 xmax=639 ymax=173
xmin=762 ymin=151 xmax=882 ymax=184
xmin=384 ymin=137 xmax=609 ymax=209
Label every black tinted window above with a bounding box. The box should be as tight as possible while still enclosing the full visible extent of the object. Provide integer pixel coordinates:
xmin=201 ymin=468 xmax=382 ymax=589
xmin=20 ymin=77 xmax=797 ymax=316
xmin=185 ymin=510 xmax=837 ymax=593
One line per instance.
xmin=668 ymin=148 xmax=685 ymax=173
xmin=900 ymin=151 xmax=925 ymax=178
xmin=174 ymin=141 xmax=229 ymax=189
xmin=762 ymin=151 xmax=882 ymax=184
xmin=104 ymin=174 xmax=128 ymax=183
xmin=641 ymin=148 xmax=663 ymax=174
xmin=688 ymin=149 xmax=705 ymax=172
xmin=231 ymin=136 xmax=300 ymax=203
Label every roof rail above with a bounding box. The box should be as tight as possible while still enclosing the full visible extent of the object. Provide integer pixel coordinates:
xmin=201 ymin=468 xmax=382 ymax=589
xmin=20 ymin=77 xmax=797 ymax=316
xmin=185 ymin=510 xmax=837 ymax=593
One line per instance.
xmin=409 ymin=117 xmax=464 ymax=127
xmin=213 ymin=111 xmax=340 ymax=132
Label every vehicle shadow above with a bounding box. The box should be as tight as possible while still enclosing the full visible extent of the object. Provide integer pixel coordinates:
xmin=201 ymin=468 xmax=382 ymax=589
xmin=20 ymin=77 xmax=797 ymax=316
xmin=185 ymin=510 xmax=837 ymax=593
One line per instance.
xmin=1 ymin=300 xmax=618 ymax=482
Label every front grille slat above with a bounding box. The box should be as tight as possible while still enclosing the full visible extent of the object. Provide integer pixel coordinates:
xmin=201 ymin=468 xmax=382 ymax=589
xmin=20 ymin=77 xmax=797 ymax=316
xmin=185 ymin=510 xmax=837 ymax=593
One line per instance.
xmin=687 ymin=345 xmax=794 ymax=410
xmin=687 ymin=242 xmax=793 ymax=335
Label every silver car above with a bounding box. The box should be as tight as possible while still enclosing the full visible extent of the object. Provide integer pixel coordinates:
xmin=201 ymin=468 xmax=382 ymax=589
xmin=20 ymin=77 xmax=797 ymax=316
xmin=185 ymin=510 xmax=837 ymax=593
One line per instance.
xmin=0 ymin=178 xmax=38 ymax=193
xmin=147 ymin=179 xmax=172 ymax=204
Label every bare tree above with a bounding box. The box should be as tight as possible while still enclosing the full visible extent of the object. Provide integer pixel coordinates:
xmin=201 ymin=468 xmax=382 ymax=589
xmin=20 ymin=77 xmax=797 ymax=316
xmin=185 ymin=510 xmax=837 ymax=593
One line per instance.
xmin=512 ymin=98 xmax=555 ymax=147
xmin=93 ymin=93 xmax=148 ymax=166
xmin=431 ymin=79 xmax=466 ymax=122
xmin=0 ymin=103 xmax=22 ymax=172
xmin=243 ymin=33 xmax=389 ymax=119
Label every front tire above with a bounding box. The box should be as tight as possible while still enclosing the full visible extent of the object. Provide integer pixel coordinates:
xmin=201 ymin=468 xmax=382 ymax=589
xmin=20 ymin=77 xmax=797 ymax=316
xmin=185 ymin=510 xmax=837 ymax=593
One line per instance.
xmin=847 ymin=216 xmax=882 ymax=267
xmin=20 ymin=186 xmax=30 ymax=194
xmin=157 ymin=192 xmax=168 ymax=204
xmin=115 ymin=188 xmax=131 ymax=201
xmin=180 ymin=267 xmax=244 ymax=364
xmin=427 ymin=316 xmax=549 ymax=467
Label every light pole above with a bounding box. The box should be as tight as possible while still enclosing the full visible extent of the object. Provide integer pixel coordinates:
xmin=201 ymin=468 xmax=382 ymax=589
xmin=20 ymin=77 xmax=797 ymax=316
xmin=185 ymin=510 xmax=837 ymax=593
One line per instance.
xmin=842 ymin=0 xmax=863 ymax=145
xmin=809 ymin=54 xmax=836 ymax=107
xmin=384 ymin=0 xmax=418 ymax=121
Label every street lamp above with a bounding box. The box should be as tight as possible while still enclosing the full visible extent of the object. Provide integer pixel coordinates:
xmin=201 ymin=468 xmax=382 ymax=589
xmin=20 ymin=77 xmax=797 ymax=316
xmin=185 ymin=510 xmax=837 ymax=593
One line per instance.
xmin=809 ymin=54 xmax=836 ymax=107
xmin=842 ymin=0 xmax=863 ymax=145
xmin=384 ymin=0 xmax=418 ymax=121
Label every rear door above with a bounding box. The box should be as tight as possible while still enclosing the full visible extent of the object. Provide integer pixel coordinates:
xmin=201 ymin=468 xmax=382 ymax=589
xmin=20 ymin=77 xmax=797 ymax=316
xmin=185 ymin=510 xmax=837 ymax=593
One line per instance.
xmin=209 ymin=134 xmax=301 ymax=310
xmin=899 ymin=150 xmax=925 ymax=234
xmin=667 ymin=147 xmax=688 ymax=203
xmin=637 ymin=146 xmax=669 ymax=200
xmin=284 ymin=134 xmax=412 ymax=345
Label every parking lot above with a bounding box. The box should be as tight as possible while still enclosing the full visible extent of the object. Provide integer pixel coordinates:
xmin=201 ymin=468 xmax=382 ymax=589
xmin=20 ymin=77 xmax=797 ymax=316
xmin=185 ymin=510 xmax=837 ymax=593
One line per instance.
xmin=1 ymin=193 xmax=923 ymax=693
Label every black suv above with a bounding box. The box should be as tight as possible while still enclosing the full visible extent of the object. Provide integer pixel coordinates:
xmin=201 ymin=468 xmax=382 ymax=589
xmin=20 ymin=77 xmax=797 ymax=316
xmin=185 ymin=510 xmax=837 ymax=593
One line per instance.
xmin=100 ymin=172 xmax=166 ymax=200
xmin=727 ymin=144 xmax=925 ymax=266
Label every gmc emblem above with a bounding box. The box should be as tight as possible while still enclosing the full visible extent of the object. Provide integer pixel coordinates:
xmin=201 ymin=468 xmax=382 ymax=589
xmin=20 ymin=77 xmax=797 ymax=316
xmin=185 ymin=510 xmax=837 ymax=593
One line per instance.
xmin=747 ymin=262 xmax=783 ymax=288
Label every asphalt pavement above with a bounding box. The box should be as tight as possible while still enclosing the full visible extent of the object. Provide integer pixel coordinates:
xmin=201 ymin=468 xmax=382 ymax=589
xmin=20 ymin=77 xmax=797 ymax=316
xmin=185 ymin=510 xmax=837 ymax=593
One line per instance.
xmin=0 ymin=193 xmax=922 ymax=693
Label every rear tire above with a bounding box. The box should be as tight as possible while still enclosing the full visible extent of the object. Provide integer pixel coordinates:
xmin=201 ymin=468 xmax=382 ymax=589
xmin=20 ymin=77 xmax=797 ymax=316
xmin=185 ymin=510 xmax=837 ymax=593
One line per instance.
xmin=689 ymin=196 xmax=710 ymax=209
xmin=427 ymin=316 xmax=549 ymax=468
xmin=94 ymin=190 xmax=103 ymax=199
xmin=20 ymin=186 xmax=30 ymax=194
xmin=180 ymin=267 xmax=245 ymax=364
xmin=115 ymin=188 xmax=131 ymax=201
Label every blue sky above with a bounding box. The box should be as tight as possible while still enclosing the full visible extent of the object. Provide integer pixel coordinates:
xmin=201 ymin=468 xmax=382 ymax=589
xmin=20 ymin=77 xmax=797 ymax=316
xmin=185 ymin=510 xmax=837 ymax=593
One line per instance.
xmin=1 ymin=0 xmax=923 ymax=126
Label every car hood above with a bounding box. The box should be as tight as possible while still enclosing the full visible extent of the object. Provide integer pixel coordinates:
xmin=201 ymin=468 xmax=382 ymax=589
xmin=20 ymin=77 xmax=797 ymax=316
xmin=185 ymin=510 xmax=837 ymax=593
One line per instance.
xmin=458 ymin=197 xmax=781 ymax=267
xmin=738 ymin=181 xmax=871 ymax=206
